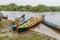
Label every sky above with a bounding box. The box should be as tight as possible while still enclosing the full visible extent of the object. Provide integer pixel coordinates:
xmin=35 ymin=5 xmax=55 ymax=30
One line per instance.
xmin=0 ymin=0 xmax=60 ymax=6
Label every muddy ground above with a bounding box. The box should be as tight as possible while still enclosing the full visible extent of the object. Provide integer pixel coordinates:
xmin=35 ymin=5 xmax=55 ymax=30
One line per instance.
xmin=0 ymin=19 xmax=57 ymax=40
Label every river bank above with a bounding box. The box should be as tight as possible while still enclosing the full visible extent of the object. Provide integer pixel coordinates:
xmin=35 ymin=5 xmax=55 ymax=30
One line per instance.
xmin=0 ymin=30 xmax=56 ymax=40
xmin=0 ymin=19 xmax=57 ymax=40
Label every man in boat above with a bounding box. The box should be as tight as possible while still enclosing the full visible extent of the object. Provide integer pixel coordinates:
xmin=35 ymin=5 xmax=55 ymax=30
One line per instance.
xmin=21 ymin=14 xmax=25 ymax=21
xmin=0 ymin=16 xmax=1 ymax=21
xmin=18 ymin=14 xmax=25 ymax=24
xmin=42 ymin=15 xmax=45 ymax=19
xmin=30 ymin=17 xmax=34 ymax=22
xmin=15 ymin=18 xmax=19 ymax=30
xmin=0 ymin=13 xmax=8 ymax=20
xmin=0 ymin=13 xmax=4 ymax=21
xmin=4 ymin=15 xmax=8 ymax=20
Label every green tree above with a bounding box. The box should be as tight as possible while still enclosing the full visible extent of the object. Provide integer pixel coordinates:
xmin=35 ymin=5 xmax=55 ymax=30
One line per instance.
xmin=0 ymin=6 xmax=3 ymax=11
xmin=8 ymin=3 xmax=17 ymax=11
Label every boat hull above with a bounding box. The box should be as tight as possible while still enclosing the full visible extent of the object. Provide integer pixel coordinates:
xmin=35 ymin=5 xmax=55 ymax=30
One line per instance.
xmin=18 ymin=27 xmax=28 ymax=32
xmin=12 ymin=18 xmax=31 ymax=31
xmin=18 ymin=17 xmax=43 ymax=32
xmin=12 ymin=25 xmax=17 ymax=31
xmin=12 ymin=14 xmax=25 ymax=31
xmin=42 ymin=20 xmax=60 ymax=30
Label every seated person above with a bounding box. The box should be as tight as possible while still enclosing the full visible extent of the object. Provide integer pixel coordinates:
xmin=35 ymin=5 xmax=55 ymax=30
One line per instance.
xmin=4 ymin=15 xmax=8 ymax=19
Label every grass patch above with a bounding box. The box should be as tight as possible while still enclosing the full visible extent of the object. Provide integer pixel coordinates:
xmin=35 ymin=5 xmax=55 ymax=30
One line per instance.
xmin=0 ymin=33 xmax=43 ymax=40
xmin=1 ymin=19 xmax=12 ymax=26
xmin=0 ymin=19 xmax=13 ymax=29
xmin=0 ymin=33 xmax=56 ymax=40
xmin=0 ymin=21 xmax=2 ymax=29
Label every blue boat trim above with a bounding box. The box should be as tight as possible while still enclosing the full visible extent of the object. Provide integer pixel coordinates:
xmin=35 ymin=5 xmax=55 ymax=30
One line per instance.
xmin=12 ymin=18 xmax=31 ymax=31
xmin=18 ymin=18 xmax=43 ymax=32
xmin=42 ymin=20 xmax=60 ymax=30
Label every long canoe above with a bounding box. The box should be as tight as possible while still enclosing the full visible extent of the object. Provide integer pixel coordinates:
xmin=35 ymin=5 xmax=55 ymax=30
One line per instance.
xmin=18 ymin=17 xmax=43 ymax=32
xmin=42 ymin=20 xmax=60 ymax=30
xmin=12 ymin=18 xmax=31 ymax=31
xmin=12 ymin=14 xmax=25 ymax=31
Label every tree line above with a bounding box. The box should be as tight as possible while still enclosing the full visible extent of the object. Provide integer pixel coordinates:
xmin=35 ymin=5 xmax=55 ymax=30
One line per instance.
xmin=0 ymin=3 xmax=60 ymax=12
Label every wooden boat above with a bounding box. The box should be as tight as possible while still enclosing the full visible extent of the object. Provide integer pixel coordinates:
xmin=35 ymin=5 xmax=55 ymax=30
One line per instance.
xmin=12 ymin=18 xmax=31 ymax=31
xmin=17 ymin=17 xmax=43 ymax=32
xmin=42 ymin=20 xmax=60 ymax=30
xmin=12 ymin=14 xmax=25 ymax=31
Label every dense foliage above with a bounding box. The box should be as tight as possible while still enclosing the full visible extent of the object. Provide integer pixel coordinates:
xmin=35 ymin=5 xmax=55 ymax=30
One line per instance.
xmin=0 ymin=3 xmax=60 ymax=12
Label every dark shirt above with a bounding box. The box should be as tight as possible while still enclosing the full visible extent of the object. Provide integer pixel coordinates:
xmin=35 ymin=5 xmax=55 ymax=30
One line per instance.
xmin=21 ymin=14 xmax=25 ymax=18
xmin=0 ymin=13 xmax=4 ymax=19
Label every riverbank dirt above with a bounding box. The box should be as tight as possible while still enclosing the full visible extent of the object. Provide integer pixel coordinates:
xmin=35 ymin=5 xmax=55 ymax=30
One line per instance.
xmin=0 ymin=19 xmax=56 ymax=40
xmin=0 ymin=19 xmax=13 ymax=29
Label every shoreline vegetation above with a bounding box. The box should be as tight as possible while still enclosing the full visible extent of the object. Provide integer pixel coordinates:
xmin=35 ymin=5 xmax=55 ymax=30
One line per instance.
xmin=0 ymin=3 xmax=60 ymax=12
